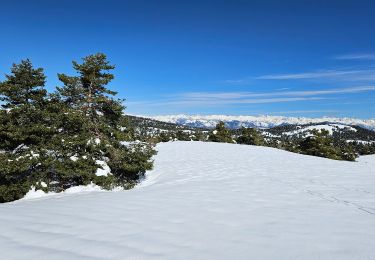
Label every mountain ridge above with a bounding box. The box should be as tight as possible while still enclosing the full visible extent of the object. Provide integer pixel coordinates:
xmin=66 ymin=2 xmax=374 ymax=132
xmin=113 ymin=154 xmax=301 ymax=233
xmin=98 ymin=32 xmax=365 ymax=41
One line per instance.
xmin=148 ymin=114 xmax=375 ymax=130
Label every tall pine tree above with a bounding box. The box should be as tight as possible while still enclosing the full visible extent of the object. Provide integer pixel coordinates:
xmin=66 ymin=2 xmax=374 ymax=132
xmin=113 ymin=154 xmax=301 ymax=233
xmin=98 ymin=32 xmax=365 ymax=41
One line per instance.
xmin=56 ymin=53 xmax=155 ymax=189
xmin=0 ymin=60 xmax=53 ymax=202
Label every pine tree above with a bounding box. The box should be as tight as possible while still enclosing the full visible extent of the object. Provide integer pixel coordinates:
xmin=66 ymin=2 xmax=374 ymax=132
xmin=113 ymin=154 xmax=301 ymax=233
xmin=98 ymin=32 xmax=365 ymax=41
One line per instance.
xmin=298 ymin=129 xmax=342 ymax=160
xmin=0 ymin=60 xmax=53 ymax=202
xmin=56 ymin=53 xmax=155 ymax=188
xmin=0 ymin=59 xmax=47 ymax=109
xmin=176 ymin=130 xmax=190 ymax=141
xmin=236 ymin=127 xmax=264 ymax=146
xmin=192 ymin=130 xmax=205 ymax=141
xmin=0 ymin=54 xmax=156 ymax=202
xmin=57 ymin=53 xmax=121 ymax=138
xmin=158 ymin=132 xmax=171 ymax=142
xmin=208 ymin=121 xmax=233 ymax=143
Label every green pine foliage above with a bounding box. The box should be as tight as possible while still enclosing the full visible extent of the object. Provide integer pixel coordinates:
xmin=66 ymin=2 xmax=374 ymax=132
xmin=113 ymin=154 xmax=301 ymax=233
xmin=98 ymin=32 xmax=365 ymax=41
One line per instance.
xmin=0 ymin=59 xmax=47 ymax=109
xmin=158 ymin=132 xmax=172 ymax=142
xmin=208 ymin=121 xmax=234 ymax=143
xmin=55 ymin=53 xmax=156 ymax=188
xmin=298 ymin=129 xmax=357 ymax=161
xmin=0 ymin=54 xmax=156 ymax=203
xmin=349 ymin=141 xmax=375 ymax=155
xmin=0 ymin=60 xmax=53 ymax=202
xmin=176 ymin=130 xmax=191 ymax=141
xmin=192 ymin=130 xmax=206 ymax=141
xmin=236 ymin=127 xmax=264 ymax=146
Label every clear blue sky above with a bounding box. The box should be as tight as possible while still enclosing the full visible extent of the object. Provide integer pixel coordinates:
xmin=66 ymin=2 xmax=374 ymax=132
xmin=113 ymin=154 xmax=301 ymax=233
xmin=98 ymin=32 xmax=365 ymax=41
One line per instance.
xmin=1 ymin=0 xmax=375 ymax=118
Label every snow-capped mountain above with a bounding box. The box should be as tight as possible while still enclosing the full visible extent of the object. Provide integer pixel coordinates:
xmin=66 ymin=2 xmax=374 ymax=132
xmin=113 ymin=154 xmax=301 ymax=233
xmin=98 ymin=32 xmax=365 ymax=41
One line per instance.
xmin=150 ymin=114 xmax=375 ymax=130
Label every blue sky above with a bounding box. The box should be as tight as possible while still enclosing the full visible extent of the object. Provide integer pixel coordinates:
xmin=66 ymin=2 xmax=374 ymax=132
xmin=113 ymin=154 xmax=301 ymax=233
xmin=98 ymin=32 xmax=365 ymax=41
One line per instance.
xmin=1 ymin=0 xmax=375 ymax=118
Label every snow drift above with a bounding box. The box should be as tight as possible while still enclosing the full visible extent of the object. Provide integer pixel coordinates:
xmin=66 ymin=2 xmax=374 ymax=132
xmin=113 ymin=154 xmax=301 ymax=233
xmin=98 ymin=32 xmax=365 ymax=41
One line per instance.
xmin=1 ymin=141 xmax=375 ymax=259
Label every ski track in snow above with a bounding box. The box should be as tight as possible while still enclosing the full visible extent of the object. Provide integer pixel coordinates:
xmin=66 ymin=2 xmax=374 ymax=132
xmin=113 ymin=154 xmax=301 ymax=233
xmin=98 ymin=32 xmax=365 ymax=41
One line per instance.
xmin=1 ymin=141 xmax=375 ymax=260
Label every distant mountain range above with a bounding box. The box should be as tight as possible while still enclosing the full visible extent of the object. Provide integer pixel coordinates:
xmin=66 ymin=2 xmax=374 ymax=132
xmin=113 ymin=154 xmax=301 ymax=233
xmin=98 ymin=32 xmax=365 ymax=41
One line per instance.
xmin=126 ymin=115 xmax=375 ymax=149
xmin=149 ymin=114 xmax=375 ymax=131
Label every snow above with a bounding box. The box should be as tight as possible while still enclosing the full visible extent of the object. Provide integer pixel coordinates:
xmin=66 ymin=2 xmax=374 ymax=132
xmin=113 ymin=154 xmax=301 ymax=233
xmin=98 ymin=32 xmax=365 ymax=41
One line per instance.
xmin=29 ymin=151 xmax=39 ymax=158
xmin=284 ymin=124 xmax=357 ymax=136
xmin=1 ymin=141 xmax=375 ymax=259
xmin=87 ymin=138 xmax=101 ymax=145
xmin=95 ymin=160 xmax=111 ymax=176
xmin=12 ymin=144 xmax=28 ymax=153
xmin=63 ymin=183 xmax=106 ymax=194
xmin=330 ymin=123 xmax=358 ymax=131
xmin=150 ymin=114 xmax=375 ymax=130
xmin=347 ymin=139 xmax=375 ymax=144
xmin=22 ymin=187 xmax=50 ymax=200
xmin=70 ymin=155 xmax=78 ymax=161
xmin=119 ymin=140 xmax=141 ymax=147
xmin=94 ymin=138 xmax=101 ymax=145
xmin=262 ymin=132 xmax=280 ymax=138
xmin=21 ymin=183 xmax=107 ymax=201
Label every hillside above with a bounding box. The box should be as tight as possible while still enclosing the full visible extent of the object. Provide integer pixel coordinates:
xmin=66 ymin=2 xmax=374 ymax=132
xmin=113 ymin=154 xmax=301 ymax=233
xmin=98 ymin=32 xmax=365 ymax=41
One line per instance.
xmin=128 ymin=115 xmax=375 ymax=152
xmin=1 ymin=142 xmax=375 ymax=259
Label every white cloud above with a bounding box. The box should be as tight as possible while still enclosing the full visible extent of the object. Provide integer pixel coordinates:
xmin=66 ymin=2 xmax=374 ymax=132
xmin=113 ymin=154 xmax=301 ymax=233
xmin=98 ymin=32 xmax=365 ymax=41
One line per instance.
xmin=224 ymin=79 xmax=245 ymax=84
xmin=182 ymin=86 xmax=375 ymax=99
xmin=128 ymin=86 xmax=375 ymax=108
xmin=130 ymin=97 xmax=327 ymax=108
xmin=335 ymin=53 xmax=375 ymax=60
xmin=255 ymin=69 xmax=370 ymax=80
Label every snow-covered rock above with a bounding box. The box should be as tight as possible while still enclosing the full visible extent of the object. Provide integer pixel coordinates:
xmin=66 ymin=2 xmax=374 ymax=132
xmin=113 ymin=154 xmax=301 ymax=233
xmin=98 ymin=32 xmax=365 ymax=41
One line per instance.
xmin=1 ymin=142 xmax=375 ymax=259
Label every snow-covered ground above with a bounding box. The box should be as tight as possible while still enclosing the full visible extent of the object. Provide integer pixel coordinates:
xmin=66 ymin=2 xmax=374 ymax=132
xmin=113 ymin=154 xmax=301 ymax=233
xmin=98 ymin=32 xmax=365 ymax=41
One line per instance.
xmin=1 ymin=142 xmax=375 ymax=260
xmin=283 ymin=124 xmax=357 ymax=136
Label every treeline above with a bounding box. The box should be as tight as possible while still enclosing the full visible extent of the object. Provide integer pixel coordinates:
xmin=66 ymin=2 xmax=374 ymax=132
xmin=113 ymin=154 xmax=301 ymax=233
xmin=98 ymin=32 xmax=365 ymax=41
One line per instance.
xmin=208 ymin=122 xmax=364 ymax=161
xmin=144 ymin=120 xmax=369 ymax=161
xmin=0 ymin=54 xmax=155 ymax=203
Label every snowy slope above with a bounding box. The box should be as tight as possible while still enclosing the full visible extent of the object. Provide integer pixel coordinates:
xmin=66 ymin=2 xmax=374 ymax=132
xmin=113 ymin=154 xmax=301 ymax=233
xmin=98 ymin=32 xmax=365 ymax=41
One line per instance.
xmin=151 ymin=114 xmax=375 ymax=130
xmin=1 ymin=142 xmax=375 ymax=260
xmin=284 ymin=124 xmax=357 ymax=136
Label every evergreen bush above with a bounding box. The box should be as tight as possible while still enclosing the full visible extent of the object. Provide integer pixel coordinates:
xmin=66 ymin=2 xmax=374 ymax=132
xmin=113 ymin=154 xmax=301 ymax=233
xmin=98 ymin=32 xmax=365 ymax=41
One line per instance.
xmin=208 ymin=121 xmax=233 ymax=143
xmin=236 ymin=127 xmax=264 ymax=145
